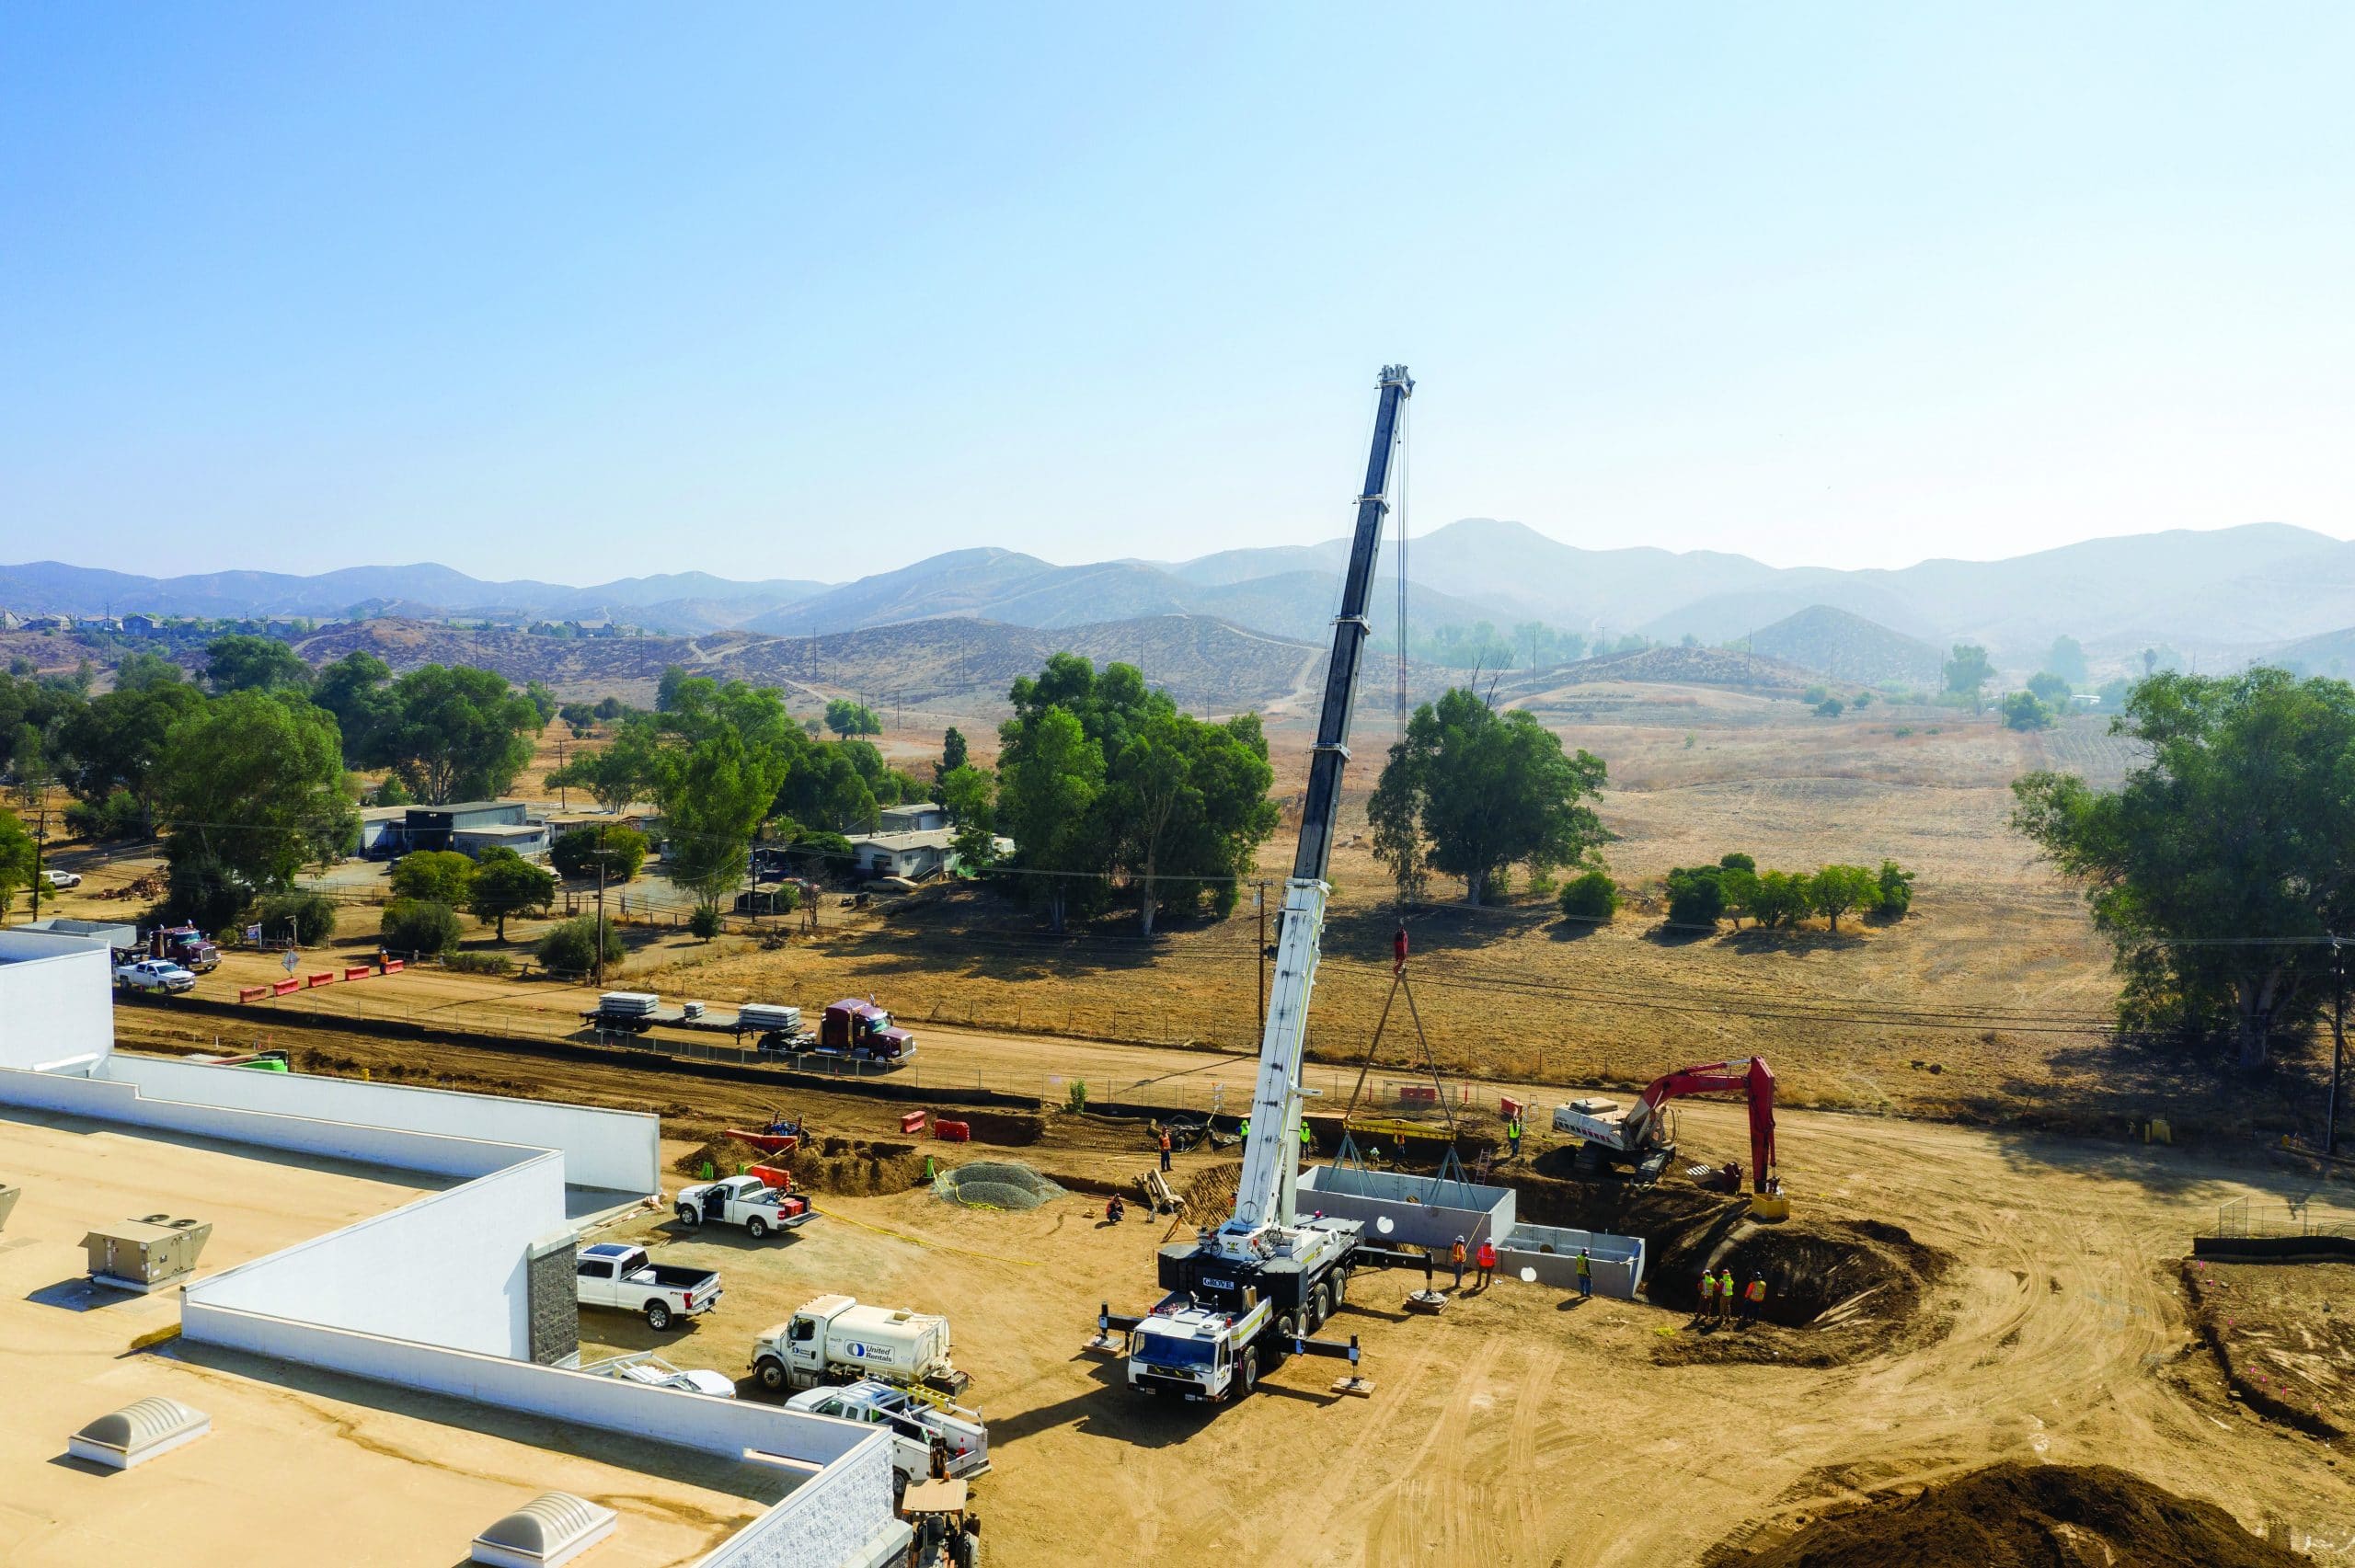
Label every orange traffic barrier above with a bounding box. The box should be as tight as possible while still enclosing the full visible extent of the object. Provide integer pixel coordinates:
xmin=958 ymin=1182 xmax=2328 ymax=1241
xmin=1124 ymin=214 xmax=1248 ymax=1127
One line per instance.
xmin=271 ymin=979 xmax=301 ymax=997
xmin=238 ymin=986 xmax=271 ymax=1004
xmin=934 ymin=1119 xmax=971 ymax=1143
xmin=900 ymin=1110 xmax=928 ymax=1135
xmin=307 ymin=971 xmax=336 ymax=988
xmin=383 ymin=959 xmax=404 ymax=973
xmin=344 ymin=966 xmax=373 ymax=981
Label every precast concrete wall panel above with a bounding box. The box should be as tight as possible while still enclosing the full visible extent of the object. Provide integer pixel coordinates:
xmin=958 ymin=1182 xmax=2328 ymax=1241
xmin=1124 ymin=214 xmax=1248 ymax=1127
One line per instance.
xmin=694 ymin=1436 xmax=902 ymax=1568
xmin=1497 ymin=1219 xmax=1647 ymax=1299
xmin=0 ymin=937 xmax=112 ymax=1074
xmin=113 ymin=1057 xmax=661 ymax=1193
xmin=1297 ymin=1165 xmax=1516 ymax=1250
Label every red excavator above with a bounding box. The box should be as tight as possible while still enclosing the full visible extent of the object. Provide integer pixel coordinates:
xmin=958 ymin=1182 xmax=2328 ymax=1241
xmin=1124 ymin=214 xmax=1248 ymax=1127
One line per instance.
xmin=1551 ymin=1057 xmax=1779 ymax=1207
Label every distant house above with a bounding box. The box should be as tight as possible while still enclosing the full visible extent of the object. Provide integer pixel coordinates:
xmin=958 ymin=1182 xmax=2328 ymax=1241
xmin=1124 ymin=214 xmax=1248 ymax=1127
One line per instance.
xmin=377 ymin=801 xmax=552 ymax=861
xmin=21 ymin=614 xmax=70 ymax=632
xmin=878 ymin=802 xmax=948 ymax=833
xmin=121 ymin=613 xmax=160 ymax=635
xmin=845 ymin=829 xmax=956 ymax=881
xmin=0 ymin=610 xmax=23 ymax=632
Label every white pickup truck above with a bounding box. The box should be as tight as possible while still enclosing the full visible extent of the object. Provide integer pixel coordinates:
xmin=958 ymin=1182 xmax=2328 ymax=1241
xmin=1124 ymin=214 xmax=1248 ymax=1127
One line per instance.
xmin=674 ymin=1174 xmax=813 ymax=1240
xmin=574 ymin=1242 xmax=721 ymax=1331
xmin=580 ymin=1351 xmax=737 ymax=1399
xmin=115 ymin=958 xmax=195 ymax=994
xmin=787 ymin=1379 xmax=989 ymax=1484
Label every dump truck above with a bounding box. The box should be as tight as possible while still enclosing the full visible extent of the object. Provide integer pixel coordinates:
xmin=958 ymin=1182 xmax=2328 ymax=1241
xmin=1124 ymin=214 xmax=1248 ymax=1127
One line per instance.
xmin=574 ymin=1242 xmax=721 ymax=1331
xmin=751 ymin=1295 xmax=963 ymax=1394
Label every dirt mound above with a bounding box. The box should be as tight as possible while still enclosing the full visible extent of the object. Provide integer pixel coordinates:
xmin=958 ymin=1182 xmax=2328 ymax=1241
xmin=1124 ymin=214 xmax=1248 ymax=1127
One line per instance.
xmin=776 ymin=1136 xmax=927 ymax=1196
xmin=935 ymin=1160 xmax=1065 ymax=1211
xmin=1178 ymin=1162 xmax=1242 ymax=1219
xmin=673 ymin=1137 xmax=767 ymax=1180
xmin=2180 ymin=1256 xmax=2350 ymax=1439
xmin=1709 ymin=1462 xmax=2305 ymax=1568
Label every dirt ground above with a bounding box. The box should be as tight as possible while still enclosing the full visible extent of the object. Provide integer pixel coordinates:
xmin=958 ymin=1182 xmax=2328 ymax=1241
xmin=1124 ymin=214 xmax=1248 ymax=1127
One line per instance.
xmin=539 ymin=1093 xmax=2355 ymax=1567
xmin=2182 ymin=1258 xmax=2355 ymax=1440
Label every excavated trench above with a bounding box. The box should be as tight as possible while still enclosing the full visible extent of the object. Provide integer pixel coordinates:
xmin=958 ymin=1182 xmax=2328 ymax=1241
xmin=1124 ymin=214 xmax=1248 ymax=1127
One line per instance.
xmin=1504 ymin=1163 xmax=1954 ymax=1365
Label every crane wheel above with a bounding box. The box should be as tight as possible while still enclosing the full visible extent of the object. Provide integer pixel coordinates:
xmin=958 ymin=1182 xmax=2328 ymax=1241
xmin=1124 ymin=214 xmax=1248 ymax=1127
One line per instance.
xmin=1240 ymin=1349 xmax=1258 ymax=1394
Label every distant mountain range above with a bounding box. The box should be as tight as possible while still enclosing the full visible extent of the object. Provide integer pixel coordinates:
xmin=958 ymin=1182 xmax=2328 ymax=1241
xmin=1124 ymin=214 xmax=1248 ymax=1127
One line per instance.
xmin=11 ymin=519 xmax=2355 ymax=675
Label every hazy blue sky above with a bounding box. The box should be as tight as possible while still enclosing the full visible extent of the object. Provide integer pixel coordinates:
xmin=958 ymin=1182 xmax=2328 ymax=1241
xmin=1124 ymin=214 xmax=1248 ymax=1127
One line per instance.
xmin=5 ymin=5 xmax=2351 ymax=583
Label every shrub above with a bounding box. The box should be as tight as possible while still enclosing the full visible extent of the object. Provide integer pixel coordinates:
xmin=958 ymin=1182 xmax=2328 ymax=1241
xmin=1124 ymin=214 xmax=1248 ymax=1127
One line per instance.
xmin=381 ymin=898 xmax=462 ymax=956
xmin=1814 ymin=697 xmax=1845 ymax=717
xmin=444 ymin=952 xmax=514 ymax=977
xmin=1802 ymin=685 xmax=1829 ymax=705
xmin=368 ymin=773 xmax=412 ymax=807
xmin=1663 ymin=866 xmax=1726 ymax=930
xmin=1852 ymin=691 xmax=1874 ymax=709
xmin=1065 ymin=1079 xmax=1089 ymax=1113
xmin=162 ymin=856 xmax=251 ymax=934
xmin=1747 ymin=869 xmax=1811 ymax=928
xmin=1876 ymin=858 xmax=1916 ymax=917
xmin=551 ymin=824 xmax=647 ymax=883
xmin=390 ymin=849 xmax=477 ymax=905
xmin=2001 ymin=691 xmax=2053 ymax=731
xmin=1717 ymin=853 xmax=1755 ymax=873
xmin=65 ymin=788 xmax=145 ymax=841
xmin=257 ymin=890 xmax=339 ymax=945
xmin=536 ymin=915 xmax=624 ymax=977
xmin=689 ymin=902 xmax=722 ymax=941
xmin=1806 ymin=864 xmax=1882 ymax=932
xmin=1557 ymin=871 xmax=1620 ymax=923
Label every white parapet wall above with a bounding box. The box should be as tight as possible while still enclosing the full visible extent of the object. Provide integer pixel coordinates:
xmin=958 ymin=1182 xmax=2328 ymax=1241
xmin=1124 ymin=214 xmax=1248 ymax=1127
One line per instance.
xmin=188 ymin=1154 xmax=567 ymax=1357
xmin=0 ymin=930 xmax=115 ymax=1075
xmin=110 ymin=1057 xmax=661 ymax=1195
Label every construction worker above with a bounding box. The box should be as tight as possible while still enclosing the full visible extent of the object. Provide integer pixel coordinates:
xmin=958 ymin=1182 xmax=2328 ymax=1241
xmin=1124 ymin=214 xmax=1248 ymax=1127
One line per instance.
xmin=1696 ymin=1269 xmax=1717 ymax=1324
xmin=1475 ymin=1235 xmax=1497 ymax=1289
xmin=1105 ymin=1193 xmax=1125 ymax=1223
xmin=1575 ymin=1247 xmax=1591 ymax=1299
xmin=1300 ymin=1119 xmax=1313 ymax=1158
xmin=1744 ymin=1274 xmax=1767 ymax=1326
xmin=1718 ymin=1268 xmax=1739 ymax=1325
xmin=1506 ymin=1114 xmax=1523 ymax=1162
xmin=1449 ymin=1234 xmax=1467 ymax=1290
xmin=1157 ymin=1125 xmax=1172 ymax=1173
xmin=1393 ymin=921 xmax=1409 ymax=975
xmin=1240 ymin=1115 xmax=1250 ymax=1139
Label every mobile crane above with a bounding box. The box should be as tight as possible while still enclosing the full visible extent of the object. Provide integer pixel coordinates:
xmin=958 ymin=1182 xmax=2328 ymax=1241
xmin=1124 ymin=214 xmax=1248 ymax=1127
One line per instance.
xmin=1101 ymin=365 xmax=1415 ymax=1403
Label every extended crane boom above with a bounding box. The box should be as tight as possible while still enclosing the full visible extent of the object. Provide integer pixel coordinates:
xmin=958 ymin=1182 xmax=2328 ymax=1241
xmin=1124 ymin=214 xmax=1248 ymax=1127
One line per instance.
xmin=1106 ymin=365 xmax=1414 ymax=1406
xmin=1229 ymin=362 xmax=1412 ymax=1242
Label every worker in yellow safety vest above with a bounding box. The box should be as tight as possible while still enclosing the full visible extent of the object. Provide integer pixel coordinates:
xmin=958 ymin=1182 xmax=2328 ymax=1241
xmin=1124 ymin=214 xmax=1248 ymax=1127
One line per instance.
xmin=1696 ymin=1270 xmax=1717 ymax=1323
xmin=1717 ymin=1268 xmax=1738 ymax=1324
xmin=1506 ymin=1116 xmax=1523 ymax=1161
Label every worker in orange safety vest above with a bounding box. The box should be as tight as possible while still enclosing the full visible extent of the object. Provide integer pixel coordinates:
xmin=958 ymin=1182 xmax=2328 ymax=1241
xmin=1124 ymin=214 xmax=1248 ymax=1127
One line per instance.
xmin=1475 ymin=1237 xmax=1497 ymax=1289
xmin=1743 ymin=1274 xmax=1767 ymax=1326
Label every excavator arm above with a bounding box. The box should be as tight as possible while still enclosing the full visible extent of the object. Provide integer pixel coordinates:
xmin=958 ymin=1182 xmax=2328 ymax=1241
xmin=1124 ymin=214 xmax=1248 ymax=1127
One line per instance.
xmin=1630 ymin=1057 xmax=1776 ymax=1193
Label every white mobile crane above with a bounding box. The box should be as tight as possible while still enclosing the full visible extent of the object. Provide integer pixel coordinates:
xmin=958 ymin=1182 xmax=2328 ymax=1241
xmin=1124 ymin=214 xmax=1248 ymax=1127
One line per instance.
xmin=1101 ymin=365 xmax=1416 ymax=1403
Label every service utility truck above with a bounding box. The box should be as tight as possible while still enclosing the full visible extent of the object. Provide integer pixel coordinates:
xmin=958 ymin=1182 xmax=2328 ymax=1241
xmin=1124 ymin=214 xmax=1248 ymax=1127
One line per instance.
xmin=1100 ymin=366 xmax=1419 ymax=1406
xmin=786 ymin=1379 xmax=989 ymax=1484
xmin=674 ymin=1173 xmax=812 ymax=1240
xmin=751 ymin=1295 xmax=964 ymax=1394
xmin=816 ymin=999 xmax=914 ymax=1063
xmin=574 ymin=1242 xmax=721 ymax=1331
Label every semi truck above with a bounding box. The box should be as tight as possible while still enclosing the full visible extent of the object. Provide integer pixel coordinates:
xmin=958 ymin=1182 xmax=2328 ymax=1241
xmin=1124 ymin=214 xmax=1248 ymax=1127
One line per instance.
xmin=816 ymin=999 xmax=913 ymax=1062
xmin=750 ymin=1295 xmax=963 ymax=1394
xmin=574 ymin=1242 xmax=721 ymax=1331
xmin=673 ymin=1173 xmax=813 ymax=1240
xmin=1101 ymin=365 xmax=1416 ymax=1406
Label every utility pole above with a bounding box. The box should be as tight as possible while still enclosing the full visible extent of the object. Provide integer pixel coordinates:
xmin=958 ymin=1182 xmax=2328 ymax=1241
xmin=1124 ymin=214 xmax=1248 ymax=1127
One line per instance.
xmin=554 ymin=736 xmax=569 ymax=811
xmin=592 ymin=822 xmax=609 ymax=989
xmin=1254 ymin=879 xmax=1270 ymax=1039
xmin=2331 ymin=940 xmax=2347 ymax=1159
xmin=27 ymin=790 xmax=48 ymax=924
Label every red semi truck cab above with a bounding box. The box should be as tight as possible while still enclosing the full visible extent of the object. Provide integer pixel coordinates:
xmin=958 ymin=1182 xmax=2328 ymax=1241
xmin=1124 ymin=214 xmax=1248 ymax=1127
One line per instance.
xmin=820 ymin=1000 xmax=914 ymax=1061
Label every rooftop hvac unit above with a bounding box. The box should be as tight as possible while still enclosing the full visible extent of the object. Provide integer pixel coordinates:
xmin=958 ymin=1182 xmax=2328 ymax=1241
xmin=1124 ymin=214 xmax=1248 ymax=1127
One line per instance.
xmin=0 ymin=1184 xmax=18 ymax=1235
xmin=471 ymin=1492 xmax=618 ymax=1568
xmin=81 ymin=1214 xmax=213 ymax=1293
xmin=69 ymin=1397 xmax=212 ymax=1470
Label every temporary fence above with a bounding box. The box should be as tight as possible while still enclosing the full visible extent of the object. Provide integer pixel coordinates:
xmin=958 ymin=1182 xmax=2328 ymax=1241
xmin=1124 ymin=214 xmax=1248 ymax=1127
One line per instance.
xmin=2207 ymin=1197 xmax=2355 ymax=1241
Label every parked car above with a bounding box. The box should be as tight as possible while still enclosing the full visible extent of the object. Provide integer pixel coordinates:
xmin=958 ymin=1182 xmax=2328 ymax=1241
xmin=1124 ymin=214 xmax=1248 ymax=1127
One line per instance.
xmin=40 ymin=868 xmax=81 ymax=890
xmin=114 ymin=958 xmax=195 ymax=994
xmin=574 ymin=1242 xmax=720 ymax=1331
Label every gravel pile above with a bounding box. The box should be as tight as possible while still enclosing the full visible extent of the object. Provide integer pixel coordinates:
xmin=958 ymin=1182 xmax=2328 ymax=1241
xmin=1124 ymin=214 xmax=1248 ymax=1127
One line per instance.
xmin=935 ymin=1160 xmax=1065 ymax=1211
